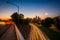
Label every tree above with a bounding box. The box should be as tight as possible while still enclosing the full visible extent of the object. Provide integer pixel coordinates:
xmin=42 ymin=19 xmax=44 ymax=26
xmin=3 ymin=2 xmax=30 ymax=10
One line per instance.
xmin=53 ymin=16 xmax=60 ymax=30
xmin=0 ymin=19 xmax=2 ymax=21
xmin=18 ymin=14 xmax=24 ymax=25
xmin=41 ymin=17 xmax=54 ymax=28
xmin=19 ymin=14 xmax=24 ymax=19
xmin=11 ymin=12 xmax=19 ymax=25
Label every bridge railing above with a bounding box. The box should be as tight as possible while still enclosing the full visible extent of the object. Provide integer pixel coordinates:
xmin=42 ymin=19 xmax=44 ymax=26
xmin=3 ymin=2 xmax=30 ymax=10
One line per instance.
xmin=14 ymin=24 xmax=25 ymax=40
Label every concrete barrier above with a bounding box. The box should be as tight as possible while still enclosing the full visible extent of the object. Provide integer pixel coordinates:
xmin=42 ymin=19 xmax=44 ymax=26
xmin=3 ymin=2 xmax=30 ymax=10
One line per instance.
xmin=14 ymin=24 xmax=25 ymax=40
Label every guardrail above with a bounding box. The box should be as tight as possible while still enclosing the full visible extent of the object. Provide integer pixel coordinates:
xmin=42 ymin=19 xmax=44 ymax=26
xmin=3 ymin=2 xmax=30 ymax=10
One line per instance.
xmin=14 ymin=24 xmax=25 ymax=40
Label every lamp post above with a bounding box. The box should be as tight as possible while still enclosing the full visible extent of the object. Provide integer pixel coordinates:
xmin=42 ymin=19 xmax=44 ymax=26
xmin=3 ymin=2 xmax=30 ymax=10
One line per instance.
xmin=6 ymin=1 xmax=20 ymax=25
xmin=6 ymin=1 xmax=19 ymax=14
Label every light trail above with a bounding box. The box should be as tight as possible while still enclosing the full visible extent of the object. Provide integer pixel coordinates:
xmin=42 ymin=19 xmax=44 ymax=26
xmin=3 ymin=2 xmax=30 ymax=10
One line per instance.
xmin=28 ymin=23 xmax=50 ymax=40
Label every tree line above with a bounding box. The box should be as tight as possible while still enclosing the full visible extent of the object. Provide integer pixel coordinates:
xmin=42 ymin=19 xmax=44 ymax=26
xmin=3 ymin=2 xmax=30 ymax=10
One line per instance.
xmin=32 ymin=15 xmax=60 ymax=31
xmin=11 ymin=12 xmax=60 ymax=30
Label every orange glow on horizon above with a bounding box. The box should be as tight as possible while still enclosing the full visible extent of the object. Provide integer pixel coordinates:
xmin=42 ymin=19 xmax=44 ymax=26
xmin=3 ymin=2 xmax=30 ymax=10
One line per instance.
xmin=0 ymin=21 xmax=6 ymax=25
xmin=0 ymin=15 xmax=48 ymax=20
xmin=0 ymin=16 xmax=11 ymax=20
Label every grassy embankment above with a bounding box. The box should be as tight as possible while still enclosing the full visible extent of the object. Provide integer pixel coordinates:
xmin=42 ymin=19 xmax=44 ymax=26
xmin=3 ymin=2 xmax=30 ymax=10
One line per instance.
xmin=35 ymin=23 xmax=60 ymax=40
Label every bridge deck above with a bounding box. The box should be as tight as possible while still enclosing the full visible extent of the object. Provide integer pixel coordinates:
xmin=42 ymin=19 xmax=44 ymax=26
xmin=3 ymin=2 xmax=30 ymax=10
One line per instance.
xmin=0 ymin=25 xmax=17 ymax=40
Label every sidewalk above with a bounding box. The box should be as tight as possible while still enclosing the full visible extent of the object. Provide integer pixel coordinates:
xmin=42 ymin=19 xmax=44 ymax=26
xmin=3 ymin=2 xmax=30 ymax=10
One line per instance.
xmin=0 ymin=25 xmax=17 ymax=40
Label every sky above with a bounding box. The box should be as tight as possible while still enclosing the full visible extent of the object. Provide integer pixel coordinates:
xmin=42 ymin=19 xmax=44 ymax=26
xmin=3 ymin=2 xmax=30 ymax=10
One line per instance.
xmin=0 ymin=0 xmax=60 ymax=19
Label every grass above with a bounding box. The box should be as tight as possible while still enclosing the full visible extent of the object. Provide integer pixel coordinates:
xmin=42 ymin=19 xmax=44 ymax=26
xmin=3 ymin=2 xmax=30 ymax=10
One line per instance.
xmin=38 ymin=26 xmax=60 ymax=40
xmin=34 ymin=23 xmax=60 ymax=40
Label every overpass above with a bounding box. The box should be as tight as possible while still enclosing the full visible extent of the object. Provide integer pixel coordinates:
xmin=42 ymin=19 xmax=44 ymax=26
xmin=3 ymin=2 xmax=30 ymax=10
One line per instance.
xmin=0 ymin=23 xmax=50 ymax=40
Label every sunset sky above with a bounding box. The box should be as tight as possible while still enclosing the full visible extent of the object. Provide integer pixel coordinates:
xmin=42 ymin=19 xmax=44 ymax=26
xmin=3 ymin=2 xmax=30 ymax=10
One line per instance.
xmin=0 ymin=0 xmax=60 ymax=19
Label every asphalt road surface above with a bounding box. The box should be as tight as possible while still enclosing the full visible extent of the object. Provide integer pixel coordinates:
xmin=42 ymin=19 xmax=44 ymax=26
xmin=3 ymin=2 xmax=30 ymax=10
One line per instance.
xmin=0 ymin=25 xmax=11 ymax=38
xmin=27 ymin=23 xmax=50 ymax=40
xmin=0 ymin=25 xmax=17 ymax=40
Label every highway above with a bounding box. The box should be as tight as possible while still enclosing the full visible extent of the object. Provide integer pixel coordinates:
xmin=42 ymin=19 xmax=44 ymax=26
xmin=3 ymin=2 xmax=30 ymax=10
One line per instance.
xmin=28 ymin=23 xmax=50 ymax=40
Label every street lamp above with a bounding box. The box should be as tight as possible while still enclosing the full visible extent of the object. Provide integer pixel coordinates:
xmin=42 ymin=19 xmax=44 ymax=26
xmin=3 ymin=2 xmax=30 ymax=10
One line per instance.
xmin=6 ymin=1 xmax=19 ymax=14
xmin=6 ymin=1 xmax=20 ymax=25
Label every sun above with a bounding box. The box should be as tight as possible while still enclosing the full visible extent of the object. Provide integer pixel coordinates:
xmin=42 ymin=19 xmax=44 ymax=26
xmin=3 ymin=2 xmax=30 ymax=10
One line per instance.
xmin=45 ymin=12 xmax=48 ymax=16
